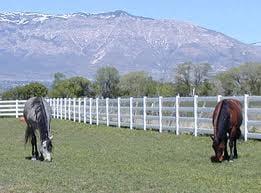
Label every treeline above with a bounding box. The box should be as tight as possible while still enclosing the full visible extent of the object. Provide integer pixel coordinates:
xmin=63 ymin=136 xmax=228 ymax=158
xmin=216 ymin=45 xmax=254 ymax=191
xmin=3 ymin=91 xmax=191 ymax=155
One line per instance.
xmin=1 ymin=62 xmax=261 ymax=100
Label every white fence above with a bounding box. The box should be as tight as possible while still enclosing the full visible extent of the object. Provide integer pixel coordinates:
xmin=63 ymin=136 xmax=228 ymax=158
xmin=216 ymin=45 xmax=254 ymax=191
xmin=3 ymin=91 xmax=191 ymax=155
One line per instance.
xmin=1 ymin=95 xmax=261 ymax=140
xmin=0 ymin=100 xmax=26 ymax=117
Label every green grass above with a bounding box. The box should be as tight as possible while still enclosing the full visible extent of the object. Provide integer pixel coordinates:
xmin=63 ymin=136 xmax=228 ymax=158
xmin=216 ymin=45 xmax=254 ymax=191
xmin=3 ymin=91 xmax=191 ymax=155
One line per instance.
xmin=0 ymin=118 xmax=260 ymax=193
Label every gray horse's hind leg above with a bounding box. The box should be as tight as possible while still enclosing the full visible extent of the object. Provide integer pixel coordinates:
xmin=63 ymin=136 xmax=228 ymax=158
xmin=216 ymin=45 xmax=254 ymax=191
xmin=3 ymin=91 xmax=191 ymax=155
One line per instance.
xmin=31 ymin=133 xmax=39 ymax=160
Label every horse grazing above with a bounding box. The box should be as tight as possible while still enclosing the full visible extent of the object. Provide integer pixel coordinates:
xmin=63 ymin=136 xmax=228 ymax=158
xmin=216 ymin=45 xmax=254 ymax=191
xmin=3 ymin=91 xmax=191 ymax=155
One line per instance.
xmin=24 ymin=97 xmax=53 ymax=161
xmin=211 ymin=99 xmax=242 ymax=162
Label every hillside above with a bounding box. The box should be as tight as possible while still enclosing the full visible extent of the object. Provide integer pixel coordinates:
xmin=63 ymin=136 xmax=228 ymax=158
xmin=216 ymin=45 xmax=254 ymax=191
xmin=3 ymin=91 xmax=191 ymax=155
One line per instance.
xmin=0 ymin=10 xmax=261 ymax=80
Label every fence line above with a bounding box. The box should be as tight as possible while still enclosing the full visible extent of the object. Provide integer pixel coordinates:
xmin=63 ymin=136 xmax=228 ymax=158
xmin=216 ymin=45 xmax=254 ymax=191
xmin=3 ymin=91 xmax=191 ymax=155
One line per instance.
xmin=1 ymin=95 xmax=261 ymax=140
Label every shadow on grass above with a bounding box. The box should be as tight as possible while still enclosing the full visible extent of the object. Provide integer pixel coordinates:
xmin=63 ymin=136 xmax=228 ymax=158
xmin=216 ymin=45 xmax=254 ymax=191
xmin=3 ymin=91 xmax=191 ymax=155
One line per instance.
xmin=25 ymin=156 xmax=45 ymax=161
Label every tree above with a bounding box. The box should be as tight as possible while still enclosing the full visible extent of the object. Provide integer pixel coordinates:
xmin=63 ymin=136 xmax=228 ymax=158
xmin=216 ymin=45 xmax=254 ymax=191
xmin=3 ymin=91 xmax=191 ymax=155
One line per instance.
xmin=2 ymin=82 xmax=48 ymax=100
xmin=174 ymin=62 xmax=192 ymax=96
xmin=119 ymin=71 xmax=157 ymax=97
xmin=240 ymin=63 xmax=261 ymax=95
xmin=49 ymin=76 xmax=95 ymax=98
xmin=156 ymin=82 xmax=176 ymax=97
xmin=95 ymin=66 xmax=120 ymax=98
xmin=216 ymin=63 xmax=261 ymax=95
xmin=52 ymin=72 xmax=66 ymax=87
xmin=174 ymin=62 xmax=212 ymax=96
xmin=193 ymin=63 xmax=212 ymax=87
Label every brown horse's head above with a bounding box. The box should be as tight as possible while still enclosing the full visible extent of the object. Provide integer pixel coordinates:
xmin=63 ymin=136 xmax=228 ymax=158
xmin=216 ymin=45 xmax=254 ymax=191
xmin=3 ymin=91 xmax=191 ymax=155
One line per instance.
xmin=210 ymin=136 xmax=225 ymax=162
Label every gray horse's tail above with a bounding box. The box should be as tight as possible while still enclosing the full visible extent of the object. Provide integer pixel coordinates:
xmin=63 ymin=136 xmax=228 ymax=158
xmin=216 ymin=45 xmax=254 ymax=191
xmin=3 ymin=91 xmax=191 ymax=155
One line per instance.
xmin=25 ymin=124 xmax=34 ymax=144
xmin=25 ymin=127 xmax=30 ymax=144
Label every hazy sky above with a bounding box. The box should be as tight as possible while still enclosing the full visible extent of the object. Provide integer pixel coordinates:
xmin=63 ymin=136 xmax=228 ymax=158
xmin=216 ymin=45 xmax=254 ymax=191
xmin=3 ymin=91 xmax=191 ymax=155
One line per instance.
xmin=0 ymin=0 xmax=260 ymax=44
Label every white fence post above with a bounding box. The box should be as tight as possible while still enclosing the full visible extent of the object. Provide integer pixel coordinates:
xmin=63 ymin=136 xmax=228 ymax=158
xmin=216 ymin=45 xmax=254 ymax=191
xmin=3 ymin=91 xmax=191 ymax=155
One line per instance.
xmin=56 ymin=98 xmax=59 ymax=119
xmin=244 ymin=94 xmax=249 ymax=141
xmin=15 ymin=99 xmax=19 ymax=118
xmin=60 ymin=98 xmax=63 ymax=119
xmin=57 ymin=98 xmax=61 ymax=119
xmin=96 ymin=98 xmax=99 ymax=125
xmin=73 ymin=98 xmax=76 ymax=122
xmin=64 ymin=98 xmax=67 ymax=120
xmin=118 ymin=97 xmax=121 ymax=128
xmin=143 ymin=96 xmax=147 ymax=131
xmin=49 ymin=99 xmax=52 ymax=117
xmin=106 ymin=98 xmax=109 ymax=126
xmin=56 ymin=98 xmax=58 ymax=118
xmin=176 ymin=95 xmax=180 ymax=135
xmin=68 ymin=98 xmax=71 ymax=120
xmin=84 ymin=98 xmax=87 ymax=123
xmin=217 ymin=95 xmax=222 ymax=102
xmin=89 ymin=98 xmax=92 ymax=124
xmin=52 ymin=99 xmax=56 ymax=118
xmin=55 ymin=98 xmax=58 ymax=119
xmin=130 ymin=97 xmax=133 ymax=130
xmin=194 ymin=95 xmax=198 ymax=136
xmin=159 ymin=96 xmax=162 ymax=133
xmin=78 ymin=98 xmax=81 ymax=123
xmin=52 ymin=99 xmax=54 ymax=118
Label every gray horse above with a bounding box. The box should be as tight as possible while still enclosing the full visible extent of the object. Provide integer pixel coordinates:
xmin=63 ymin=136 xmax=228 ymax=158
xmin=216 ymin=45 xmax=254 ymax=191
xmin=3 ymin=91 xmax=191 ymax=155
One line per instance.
xmin=24 ymin=97 xmax=53 ymax=161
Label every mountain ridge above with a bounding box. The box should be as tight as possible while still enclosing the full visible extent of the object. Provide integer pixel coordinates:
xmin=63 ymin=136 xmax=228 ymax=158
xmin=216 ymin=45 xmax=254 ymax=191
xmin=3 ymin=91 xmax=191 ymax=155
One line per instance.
xmin=0 ymin=10 xmax=261 ymax=80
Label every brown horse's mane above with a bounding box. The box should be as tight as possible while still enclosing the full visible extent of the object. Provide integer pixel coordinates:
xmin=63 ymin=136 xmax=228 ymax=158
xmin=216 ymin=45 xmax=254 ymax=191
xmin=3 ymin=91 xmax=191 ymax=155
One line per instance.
xmin=213 ymin=100 xmax=225 ymax=141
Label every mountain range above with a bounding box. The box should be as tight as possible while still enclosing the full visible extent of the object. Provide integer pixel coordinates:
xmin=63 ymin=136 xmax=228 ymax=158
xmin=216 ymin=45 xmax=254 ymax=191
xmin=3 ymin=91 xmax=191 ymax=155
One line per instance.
xmin=0 ymin=10 xmax=261 ymax=81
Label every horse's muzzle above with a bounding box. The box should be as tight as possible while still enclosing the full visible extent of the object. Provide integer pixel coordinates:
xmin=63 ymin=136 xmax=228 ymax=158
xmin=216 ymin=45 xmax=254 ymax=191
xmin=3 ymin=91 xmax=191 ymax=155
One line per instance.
xmin=44 ymin=154 xmax=52 ymax=162
xmin=210 ymin=156 xmax=222 ymax=163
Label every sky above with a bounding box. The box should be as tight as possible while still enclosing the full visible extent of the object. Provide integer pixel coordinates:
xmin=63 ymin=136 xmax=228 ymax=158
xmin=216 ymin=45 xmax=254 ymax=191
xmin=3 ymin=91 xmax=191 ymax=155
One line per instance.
xmin=0 ymin=0 xmax=260 ymax=44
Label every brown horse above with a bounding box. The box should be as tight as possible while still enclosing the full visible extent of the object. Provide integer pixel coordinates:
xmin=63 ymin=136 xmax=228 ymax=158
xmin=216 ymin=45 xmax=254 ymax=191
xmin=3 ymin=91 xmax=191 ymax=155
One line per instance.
xmin=211 ymin=99 xmax=242 ymax=162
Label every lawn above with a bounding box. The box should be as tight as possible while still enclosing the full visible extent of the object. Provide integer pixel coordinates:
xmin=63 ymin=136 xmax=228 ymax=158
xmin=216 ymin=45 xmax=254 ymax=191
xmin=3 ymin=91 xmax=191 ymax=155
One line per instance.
xmin=0 ymin=118 xmax=260 ymax=193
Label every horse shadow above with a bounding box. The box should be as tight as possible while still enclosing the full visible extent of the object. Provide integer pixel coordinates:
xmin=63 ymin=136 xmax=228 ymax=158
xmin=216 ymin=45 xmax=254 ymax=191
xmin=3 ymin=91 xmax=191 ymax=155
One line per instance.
xmin=25 ymin=156 xmax=45 ymax=161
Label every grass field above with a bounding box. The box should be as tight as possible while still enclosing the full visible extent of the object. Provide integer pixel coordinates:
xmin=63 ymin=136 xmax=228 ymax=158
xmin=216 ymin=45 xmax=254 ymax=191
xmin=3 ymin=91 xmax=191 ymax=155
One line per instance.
xmin=0 ymin=118 xmax=260 ymax=193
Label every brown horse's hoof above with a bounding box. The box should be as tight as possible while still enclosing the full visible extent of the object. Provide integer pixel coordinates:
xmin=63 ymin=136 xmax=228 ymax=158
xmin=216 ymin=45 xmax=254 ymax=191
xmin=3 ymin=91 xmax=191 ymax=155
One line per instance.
xmin=210 ymin=156 xmax=220 ymax=163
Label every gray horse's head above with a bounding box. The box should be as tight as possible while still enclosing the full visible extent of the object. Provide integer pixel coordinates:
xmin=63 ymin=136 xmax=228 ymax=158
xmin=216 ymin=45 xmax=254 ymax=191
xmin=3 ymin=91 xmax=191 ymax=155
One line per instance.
xmin=41 ymin=135 xmax=53 ymax=161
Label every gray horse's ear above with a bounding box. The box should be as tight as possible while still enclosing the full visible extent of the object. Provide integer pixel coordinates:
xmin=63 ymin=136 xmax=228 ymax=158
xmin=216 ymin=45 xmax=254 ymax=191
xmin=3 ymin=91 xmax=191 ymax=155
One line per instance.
xmin=210 ymin=136 xmax=214 ymax=141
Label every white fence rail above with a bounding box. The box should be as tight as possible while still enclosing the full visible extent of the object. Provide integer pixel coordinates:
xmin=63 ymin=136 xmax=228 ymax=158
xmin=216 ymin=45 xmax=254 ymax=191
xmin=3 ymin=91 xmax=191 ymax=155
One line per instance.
xmin=0 ymin=100 xmax=27 ymax=118
xmin=1 ymin=95 xmax=261 ymax=140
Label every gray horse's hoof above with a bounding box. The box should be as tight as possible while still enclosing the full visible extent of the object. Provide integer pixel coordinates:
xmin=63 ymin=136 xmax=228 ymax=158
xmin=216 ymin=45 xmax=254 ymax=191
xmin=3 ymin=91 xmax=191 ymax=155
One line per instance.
xmin=229 ymin=160 xmax=234 ymax=162
xmin=31 ymin=157 xmax=37 ymax=161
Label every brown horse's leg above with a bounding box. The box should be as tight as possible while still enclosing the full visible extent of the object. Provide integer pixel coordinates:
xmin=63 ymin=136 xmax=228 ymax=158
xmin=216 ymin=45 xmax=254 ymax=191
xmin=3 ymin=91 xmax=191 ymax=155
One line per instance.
xmin=229 ymin=138 xmax=234 ymax=161
xmin=234 ymin=139 xmax=238 ymax=159
xmin=224 ymin=138 xmax=229 ymax=160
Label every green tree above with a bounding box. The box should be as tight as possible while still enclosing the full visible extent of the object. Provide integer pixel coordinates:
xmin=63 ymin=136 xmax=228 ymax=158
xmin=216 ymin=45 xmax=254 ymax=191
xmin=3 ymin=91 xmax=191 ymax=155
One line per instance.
xmin=156 ymin=82 xmax=176 ymax=97
xmin=196 ymin=80 xmax=216 ymax=96
xmin=49 ymin=76 xmax=95 ymax=98
xmin=174 ymin=62 xmax=212 ymax=96
xmin=216 ymin=63 xmax=261 ymax=95
xmin=95 ymin=66 xmax=120 ymax=98
xmin=240 ymin=63 xmax=261 ymax=95
xmin=2 ymin=82 xmax=48 ymax=100
xmin=119 ymin=71 xmax=157 ymax=97
xmin=53 ymin=72 xmax=66 ymax=87
xmin=174 ymin=62 xmax=192 ymax=96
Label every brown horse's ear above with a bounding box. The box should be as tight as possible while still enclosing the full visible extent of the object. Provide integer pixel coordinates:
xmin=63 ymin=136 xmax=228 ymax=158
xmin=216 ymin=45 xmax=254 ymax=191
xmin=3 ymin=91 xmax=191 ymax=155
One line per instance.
xmin=210 ymin=136 xmax=214 ymax=141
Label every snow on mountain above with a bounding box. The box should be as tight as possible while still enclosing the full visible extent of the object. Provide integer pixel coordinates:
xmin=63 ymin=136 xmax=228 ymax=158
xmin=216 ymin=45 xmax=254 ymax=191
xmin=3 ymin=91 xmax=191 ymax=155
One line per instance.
xmin=0 ymin=10 xmax=261 ymax=80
